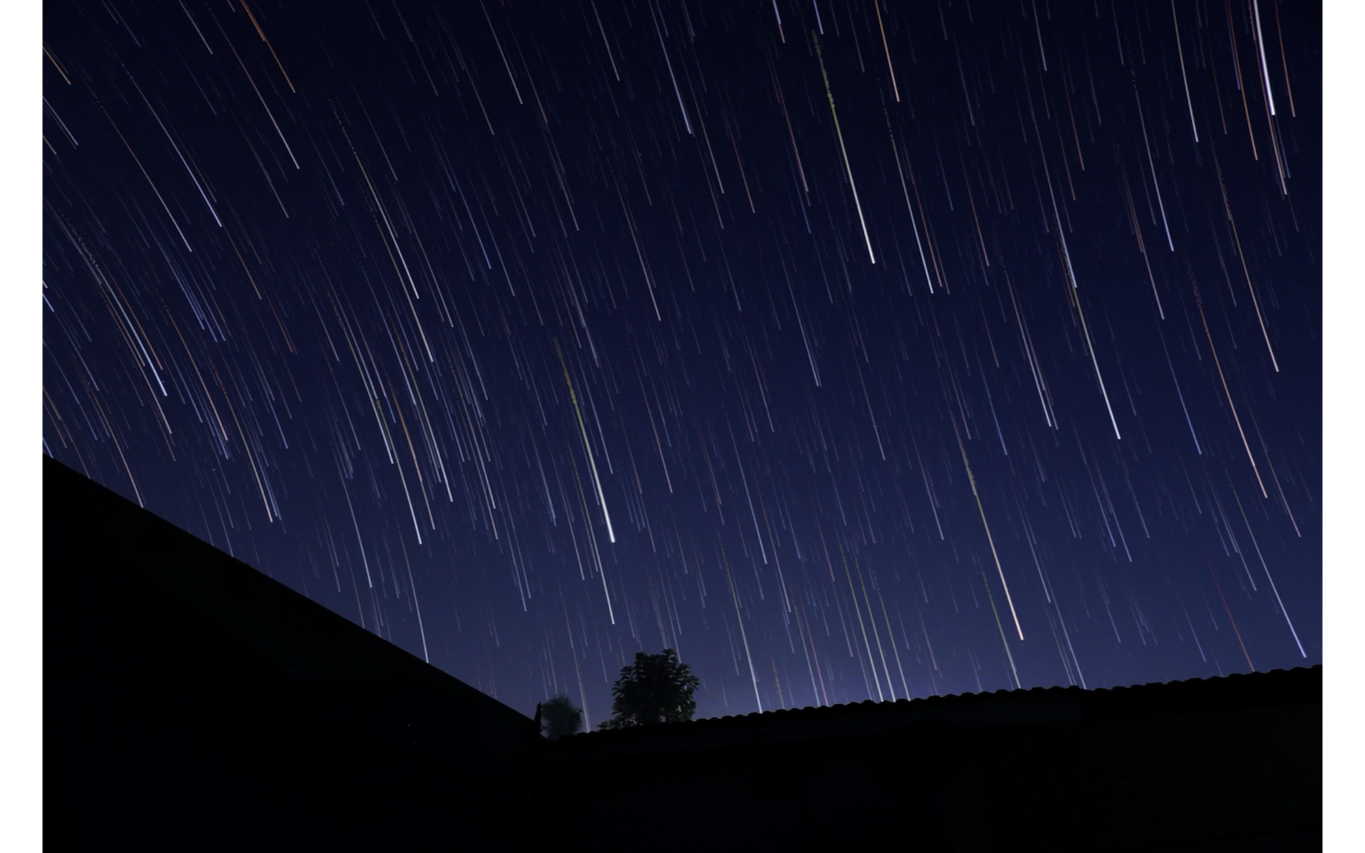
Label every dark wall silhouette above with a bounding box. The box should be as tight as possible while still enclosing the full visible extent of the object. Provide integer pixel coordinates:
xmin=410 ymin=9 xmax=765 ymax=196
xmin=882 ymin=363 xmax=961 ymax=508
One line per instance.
xmin=529 ymin=667 xmax=1320 ymax=851
xmin=46 ymin=457 xmax=1319 ymax=851
xmin=45 ymin=458 xmax=538 ymax=851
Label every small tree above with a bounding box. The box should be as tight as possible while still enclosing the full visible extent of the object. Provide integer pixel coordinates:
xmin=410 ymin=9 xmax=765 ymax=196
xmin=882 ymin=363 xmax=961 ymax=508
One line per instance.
xmin=538 ymin=695 xmax=583 ymax=739
xmin=600 ymin=649 xmax=700 ymax=729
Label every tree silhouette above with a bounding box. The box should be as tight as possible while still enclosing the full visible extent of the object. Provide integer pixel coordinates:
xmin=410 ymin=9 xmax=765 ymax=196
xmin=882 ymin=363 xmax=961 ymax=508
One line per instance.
xmin=538 ymin=695 xmax=583 ymax=740
xmin=600 ymin=649 xmax=700 ymax=729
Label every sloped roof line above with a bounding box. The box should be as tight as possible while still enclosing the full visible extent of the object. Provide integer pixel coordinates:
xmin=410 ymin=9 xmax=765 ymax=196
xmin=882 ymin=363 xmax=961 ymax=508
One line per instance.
xmin=554 ymin=664 xmax=1320 ymax=745
xmin=45 ymin=455 xmax=535 ymax=732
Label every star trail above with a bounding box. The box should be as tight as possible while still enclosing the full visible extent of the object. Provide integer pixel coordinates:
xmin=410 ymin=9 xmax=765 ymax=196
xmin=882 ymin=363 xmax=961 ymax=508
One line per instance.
xmin=42 ymin=0 xmax=1321 ymax=726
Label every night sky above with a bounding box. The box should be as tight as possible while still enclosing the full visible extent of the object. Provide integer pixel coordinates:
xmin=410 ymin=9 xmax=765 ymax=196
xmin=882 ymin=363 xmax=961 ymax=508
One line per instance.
xmin=41 ymin=0 xmax=1321 ymax=727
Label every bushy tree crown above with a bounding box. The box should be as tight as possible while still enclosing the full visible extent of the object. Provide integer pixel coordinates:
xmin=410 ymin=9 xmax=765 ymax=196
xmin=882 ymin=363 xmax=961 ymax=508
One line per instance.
xmin=600 ymin=648 xmax=700 ymax=729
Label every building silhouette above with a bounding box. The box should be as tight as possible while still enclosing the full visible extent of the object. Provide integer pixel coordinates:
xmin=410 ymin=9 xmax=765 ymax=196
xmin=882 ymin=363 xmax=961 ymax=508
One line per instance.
xmin=46 ymin=457 xmax=1320 ymax=850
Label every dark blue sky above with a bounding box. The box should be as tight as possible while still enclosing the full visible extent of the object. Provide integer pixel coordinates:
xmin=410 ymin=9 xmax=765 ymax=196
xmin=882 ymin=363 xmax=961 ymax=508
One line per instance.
xmin=42 ymin=0 xmax=1321 ymax=726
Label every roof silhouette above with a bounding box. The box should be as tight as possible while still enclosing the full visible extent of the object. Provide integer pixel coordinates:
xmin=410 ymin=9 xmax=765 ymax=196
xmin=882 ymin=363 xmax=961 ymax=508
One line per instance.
xmin=45 ymin=455 xmax=1320 ymax=851
xmin=528 ymin=663 xmax=1319 ymax=850
xmin=45 ymin=456 xmax=537 ymax=850
xmin=545 ymin=664 xmax=1319 ymax=756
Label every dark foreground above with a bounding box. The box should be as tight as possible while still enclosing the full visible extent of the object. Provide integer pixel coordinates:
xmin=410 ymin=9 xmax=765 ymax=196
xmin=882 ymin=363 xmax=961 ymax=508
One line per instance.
xmin=46 ymin=457 xmax=1319 ymax=851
